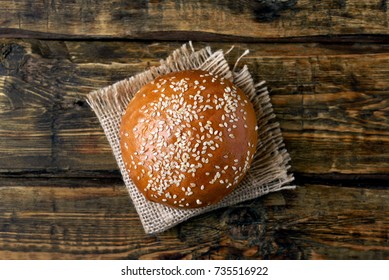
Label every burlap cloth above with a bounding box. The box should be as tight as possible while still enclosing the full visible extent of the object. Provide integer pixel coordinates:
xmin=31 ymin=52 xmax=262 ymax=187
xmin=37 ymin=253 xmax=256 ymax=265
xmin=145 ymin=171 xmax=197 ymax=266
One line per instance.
xmin=86 ymin=42 xmax=295 ymax=234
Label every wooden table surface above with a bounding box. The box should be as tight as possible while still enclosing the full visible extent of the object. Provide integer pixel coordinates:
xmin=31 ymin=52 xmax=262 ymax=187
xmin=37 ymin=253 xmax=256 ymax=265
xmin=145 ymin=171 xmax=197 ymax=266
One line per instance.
xmin=0 ymin=0 xmax=388 ymax=260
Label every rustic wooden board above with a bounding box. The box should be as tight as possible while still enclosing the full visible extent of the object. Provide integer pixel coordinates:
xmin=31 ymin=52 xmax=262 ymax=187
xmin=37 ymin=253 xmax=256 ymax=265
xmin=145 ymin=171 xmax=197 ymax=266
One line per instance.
xmin=1 ymin=0 xmax=389 ymax=40
xmin=0 ymin=178 xmax=387 ymax=260
xmin=0 ymin=0 xmax=387 ymax=263
xmin=1 ymin=40 xmax=388 ymax=177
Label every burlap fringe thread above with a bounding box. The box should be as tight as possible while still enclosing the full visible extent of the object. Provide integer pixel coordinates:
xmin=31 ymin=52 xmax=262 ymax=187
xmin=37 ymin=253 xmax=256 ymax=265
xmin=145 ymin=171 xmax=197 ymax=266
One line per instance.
xmin=86 ymin=42 xmax=295 ymax=234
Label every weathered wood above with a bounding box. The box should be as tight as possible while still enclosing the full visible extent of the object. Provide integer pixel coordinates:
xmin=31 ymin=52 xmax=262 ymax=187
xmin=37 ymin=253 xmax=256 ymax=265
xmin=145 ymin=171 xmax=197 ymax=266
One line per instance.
xmin=1 ymin=40 xmax=388 ymax=177
xmin=0 ymin=0 xmax=386 ymax=263
xmin=0 ymin=178 xmax=387 ymax=259
xmin=0 ymin=0 xmax=389 ymax=40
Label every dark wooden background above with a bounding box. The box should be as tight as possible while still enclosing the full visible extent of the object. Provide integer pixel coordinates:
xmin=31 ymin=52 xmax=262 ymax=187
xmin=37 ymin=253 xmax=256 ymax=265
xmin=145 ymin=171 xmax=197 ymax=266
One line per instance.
xmin=0 ymin=0 xmax=388 ymax=259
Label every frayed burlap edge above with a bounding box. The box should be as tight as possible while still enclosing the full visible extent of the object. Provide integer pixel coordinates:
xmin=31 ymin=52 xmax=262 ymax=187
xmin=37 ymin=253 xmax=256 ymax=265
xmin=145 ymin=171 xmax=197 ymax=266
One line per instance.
xmin=86 ymin=42 xmax=295 ymax=234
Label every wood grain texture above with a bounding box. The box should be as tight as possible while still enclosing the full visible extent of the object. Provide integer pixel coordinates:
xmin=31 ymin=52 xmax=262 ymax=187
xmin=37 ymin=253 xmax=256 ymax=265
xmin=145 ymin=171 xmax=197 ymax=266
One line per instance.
xmin=0 ymin=0 xmax=387 ymax=262
xmin=0 ymin=0 xmax=389 ymax=40
xmin=0 ymin=179 xmax=387 ymax=260
xmin=1 ymin=40 xmax=388 ymax=177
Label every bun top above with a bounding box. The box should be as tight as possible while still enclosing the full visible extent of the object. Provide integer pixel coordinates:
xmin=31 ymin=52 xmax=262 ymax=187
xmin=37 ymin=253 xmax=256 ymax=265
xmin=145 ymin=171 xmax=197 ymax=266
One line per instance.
xmin=120 ymin=70 xmax=258 ymax=209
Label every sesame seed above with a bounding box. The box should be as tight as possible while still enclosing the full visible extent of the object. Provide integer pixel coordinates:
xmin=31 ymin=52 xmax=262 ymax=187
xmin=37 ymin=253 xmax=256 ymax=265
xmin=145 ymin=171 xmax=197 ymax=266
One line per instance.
xmin=128 ymin=71 xmax=253 ymax=205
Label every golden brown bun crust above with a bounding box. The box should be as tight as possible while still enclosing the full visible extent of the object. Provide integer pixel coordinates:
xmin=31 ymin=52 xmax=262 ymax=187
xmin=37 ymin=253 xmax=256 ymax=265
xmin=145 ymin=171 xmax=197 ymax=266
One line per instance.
xmin=120 ymin=70 xmax=257 ymax=209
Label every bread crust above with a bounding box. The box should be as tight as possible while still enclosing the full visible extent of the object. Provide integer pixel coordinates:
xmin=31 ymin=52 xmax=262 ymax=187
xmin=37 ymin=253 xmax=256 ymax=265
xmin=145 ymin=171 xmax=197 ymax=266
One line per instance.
xmin=120 ymin=70 xmax=257 ymax=208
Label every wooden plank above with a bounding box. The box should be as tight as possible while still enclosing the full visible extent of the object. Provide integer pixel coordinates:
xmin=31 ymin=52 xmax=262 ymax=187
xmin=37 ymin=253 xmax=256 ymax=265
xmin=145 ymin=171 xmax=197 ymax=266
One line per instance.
xmin=1 ymin=40 xmax=388 ymax=177
xmin=0 ymin=0 xmax=389 ymax=40
xmin=0 ymin=178 xmax=387 ymax=259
